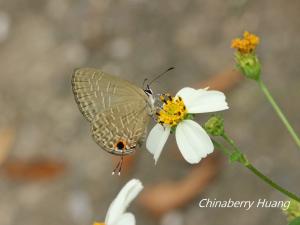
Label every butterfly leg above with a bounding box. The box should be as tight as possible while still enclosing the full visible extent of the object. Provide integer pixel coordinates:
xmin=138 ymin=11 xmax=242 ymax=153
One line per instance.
xmin=118 ymin=155 xmax=124 ymax=175
xmin=112 ymin=155 xmax=124 ymax=176
xmin=112 ymin=158 xmax=121 ymax=175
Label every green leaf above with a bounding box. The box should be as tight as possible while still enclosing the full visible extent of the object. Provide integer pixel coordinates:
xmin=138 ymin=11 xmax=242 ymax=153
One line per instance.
xmin=289 ymin=217 xmax=300 ymax=225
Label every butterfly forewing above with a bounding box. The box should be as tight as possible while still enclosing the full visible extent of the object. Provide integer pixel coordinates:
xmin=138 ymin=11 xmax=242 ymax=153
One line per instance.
xmin=72 ymin=68 xmax=146 ymax=122
xmin=72 ymin=68 xmax=152 ymax=155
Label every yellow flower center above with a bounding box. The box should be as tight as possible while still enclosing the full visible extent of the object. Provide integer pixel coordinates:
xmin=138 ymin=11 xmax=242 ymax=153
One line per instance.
xmin=157 ymin=94 xmax=187 ymax=127
xmin=93 ymin=222 xmax=105 ymax=225
xmin=231 ymin=31 xmax=260 ymax=54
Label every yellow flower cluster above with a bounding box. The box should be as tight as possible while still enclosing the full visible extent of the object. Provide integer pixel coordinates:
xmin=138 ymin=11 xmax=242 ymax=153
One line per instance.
xmin=93 ymin=223 xmax=105 ymax=225
xmin=157 ymin=94 xmax=187 ymax=127
xmin=231 ymin=31 xmax=260 ymax=54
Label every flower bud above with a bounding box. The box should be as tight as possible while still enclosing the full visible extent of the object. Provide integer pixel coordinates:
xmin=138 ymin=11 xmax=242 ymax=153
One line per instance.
xmin=230 ymin=151 xmax=248 ymax=165
xmin=235 ymin=52 xmax=261 ymax=81
xmin=204 ymin=115 xmax=224 ymax=136
xmin=283 ymin=199 xmax=300 ymax=222
xmin=231 ymin=31 xmax=261 ymax=81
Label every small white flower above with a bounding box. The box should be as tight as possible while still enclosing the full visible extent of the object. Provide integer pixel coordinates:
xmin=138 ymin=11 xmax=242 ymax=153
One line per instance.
xmin=94 ymin=179 xmax=143 ymax=225
xmin=146 ymin=87 xmax=229 ymax=164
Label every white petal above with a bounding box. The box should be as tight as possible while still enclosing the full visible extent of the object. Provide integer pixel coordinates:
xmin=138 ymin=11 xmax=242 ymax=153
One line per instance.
xmin=176 ymin=87 xmax=228 ymax=114
xmin=115 ymin=213 xmax=135 ymax=225
xmin=105 ymin=179 xmax=143 ymax=225
xmin=188 ymin=90 xmax=228 ymax=113
xmin=175 ymin=120 xmax=214 ymax=164
xmin=146 ymin=124 xmax=170 ymax=164
xmin=175 ymin=87 xmax=201 ymax=107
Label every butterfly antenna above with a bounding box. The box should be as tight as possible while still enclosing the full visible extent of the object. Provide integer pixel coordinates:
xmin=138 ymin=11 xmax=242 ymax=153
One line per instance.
xmin=149 ymin=66 xmax=175 ymax=86
xmin=142 ymin=78 xmax=148 ymax=89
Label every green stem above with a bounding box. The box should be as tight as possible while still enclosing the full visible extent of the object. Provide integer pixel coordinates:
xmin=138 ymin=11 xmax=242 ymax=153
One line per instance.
xmin=222 ymin=133 xmax=239 ymax=151
xmin=245 ymin=163 xmax=300 ymax=202
xmin=212 ymin=140 xmax=231 ymax=157
xmin=214 ymin=136 xmax=300 ymax=202
xmin=257 ymin=79 xmax=300 ymax=149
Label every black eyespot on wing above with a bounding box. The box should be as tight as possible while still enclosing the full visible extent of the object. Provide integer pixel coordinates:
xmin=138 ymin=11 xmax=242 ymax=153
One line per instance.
xmin=116 ymin=141 xmax=125 ymax=150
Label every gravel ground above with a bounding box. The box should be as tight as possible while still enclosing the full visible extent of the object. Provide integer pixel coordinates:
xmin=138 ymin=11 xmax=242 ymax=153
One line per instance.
xmin=0 ymin=0 xmax=300 ymax=225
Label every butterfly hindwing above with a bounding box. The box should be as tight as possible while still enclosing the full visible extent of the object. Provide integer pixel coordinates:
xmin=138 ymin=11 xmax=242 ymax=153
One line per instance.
xmin=91 ymin=102 xmax=150 ymax=155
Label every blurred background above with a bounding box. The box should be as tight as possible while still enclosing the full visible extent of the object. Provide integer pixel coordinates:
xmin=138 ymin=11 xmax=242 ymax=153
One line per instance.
xmin=0 ymin=0 xmax=300 ymax=224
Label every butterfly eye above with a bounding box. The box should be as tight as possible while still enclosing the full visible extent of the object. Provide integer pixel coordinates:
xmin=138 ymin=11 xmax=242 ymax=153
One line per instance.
xmin=144 ymin=89 xmax=152 ymax=96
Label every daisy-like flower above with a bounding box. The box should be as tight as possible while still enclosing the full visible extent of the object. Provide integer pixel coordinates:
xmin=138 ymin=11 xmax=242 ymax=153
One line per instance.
xmin=93 ymin=179 xmax=143 ymax=225
xmin=146 ymin=87 xmax=228 ymax=164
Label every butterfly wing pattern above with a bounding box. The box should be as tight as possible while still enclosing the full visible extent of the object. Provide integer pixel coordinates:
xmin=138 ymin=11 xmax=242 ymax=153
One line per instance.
xmin=72 ymin=68 xmax=152 ymax=155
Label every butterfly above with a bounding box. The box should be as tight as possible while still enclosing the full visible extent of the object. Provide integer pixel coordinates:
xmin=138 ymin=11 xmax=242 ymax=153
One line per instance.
xmin=71 ymin=67 xmax=173 ymax=174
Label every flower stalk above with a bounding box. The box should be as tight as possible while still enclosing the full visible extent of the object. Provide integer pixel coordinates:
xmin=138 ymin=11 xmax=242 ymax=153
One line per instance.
xmin=212 ymin=134 xmax=300 ymax=203
xmin=245 ymin=163 xmax=300 ymax=203
xmin=257 ymin=79 xmax=300 ymax=149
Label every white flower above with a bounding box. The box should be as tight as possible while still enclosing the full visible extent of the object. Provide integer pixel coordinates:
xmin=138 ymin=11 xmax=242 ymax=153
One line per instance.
xmin=94 ymin=179 xmax=143 ymax=225
xmin=146 ymin=87 xmax=229 ymax=164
